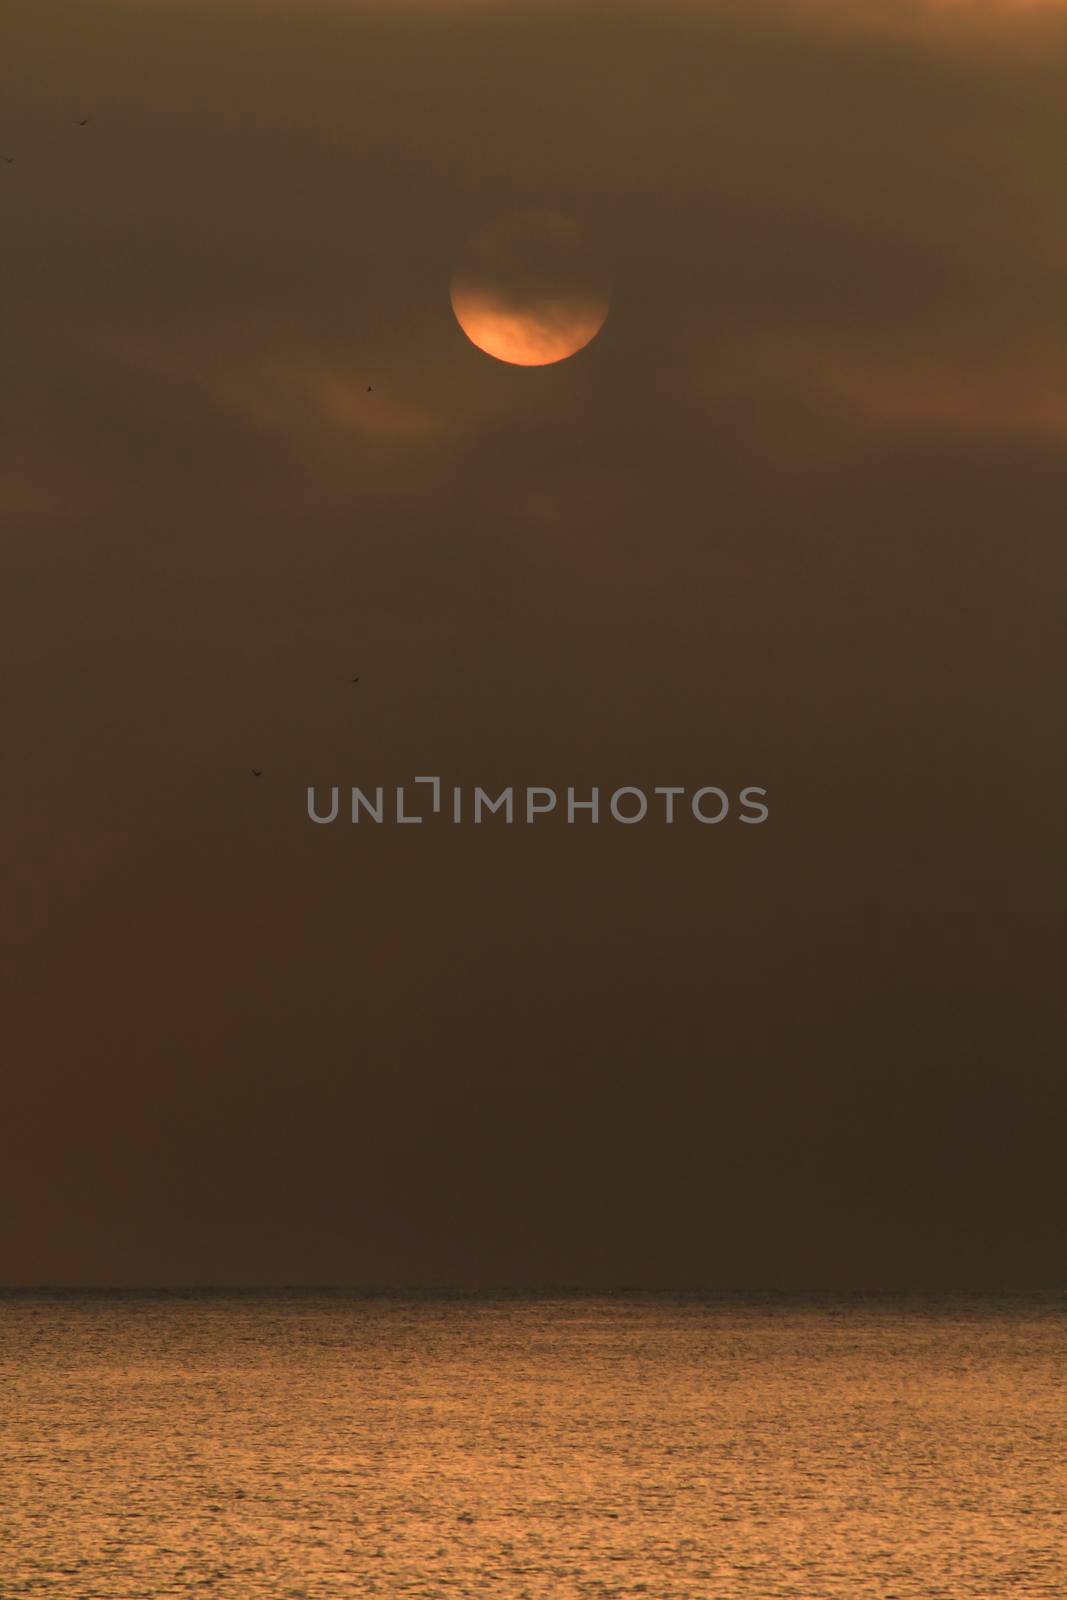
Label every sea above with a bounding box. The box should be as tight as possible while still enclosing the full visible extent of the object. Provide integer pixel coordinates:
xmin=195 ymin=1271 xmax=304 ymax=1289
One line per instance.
xmin=0 ymin=1292 xmax=1063 ymax=1598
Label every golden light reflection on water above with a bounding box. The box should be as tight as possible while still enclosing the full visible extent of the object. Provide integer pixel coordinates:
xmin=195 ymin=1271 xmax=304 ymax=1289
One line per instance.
xmin=1 ymin=1294 xmax=1063 ymax=1598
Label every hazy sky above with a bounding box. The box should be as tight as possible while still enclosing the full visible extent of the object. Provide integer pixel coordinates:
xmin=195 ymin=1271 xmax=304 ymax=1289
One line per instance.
xmin=3 ymin=0 xmax=1065 ymax=1287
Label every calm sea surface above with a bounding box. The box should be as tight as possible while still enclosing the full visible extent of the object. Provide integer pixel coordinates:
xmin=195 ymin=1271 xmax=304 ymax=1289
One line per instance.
xmin=0 ymin=1293 xmax=1063 ymax=1598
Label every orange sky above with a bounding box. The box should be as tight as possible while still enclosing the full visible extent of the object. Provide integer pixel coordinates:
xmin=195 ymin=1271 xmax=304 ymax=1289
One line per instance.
xmin=3 ymin=0 xmax=1064 ymax=1287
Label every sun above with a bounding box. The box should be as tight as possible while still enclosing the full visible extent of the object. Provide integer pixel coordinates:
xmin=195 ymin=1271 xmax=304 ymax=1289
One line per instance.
xmin=450 ymin=209 xmax=611 ymax=368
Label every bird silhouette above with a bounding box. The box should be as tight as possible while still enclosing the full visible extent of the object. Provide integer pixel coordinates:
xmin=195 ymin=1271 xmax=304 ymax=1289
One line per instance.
xmin=2 ymin=157 xmax=14 ymax=165
xmin=252 ymin=769 xmax=263 ymax=777
xmin=351 ymin=677 xmax=360 ymax=683
xmin=366 ymin=385 xmax=373 ymax=392
xmin=77 ymin=117 xmax=91 ymax=127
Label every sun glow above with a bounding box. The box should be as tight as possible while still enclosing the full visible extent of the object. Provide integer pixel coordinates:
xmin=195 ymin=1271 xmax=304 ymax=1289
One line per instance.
xmin=449 ymin=291 xmax=610 ymax=367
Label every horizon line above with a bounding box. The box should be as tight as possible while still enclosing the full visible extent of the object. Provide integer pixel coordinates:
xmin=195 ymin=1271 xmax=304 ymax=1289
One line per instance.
xmin=1 ymin=1284 xmax=1061 ymax=1296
